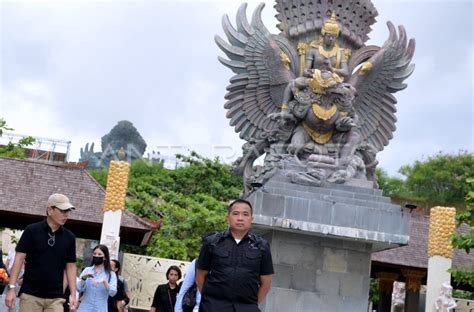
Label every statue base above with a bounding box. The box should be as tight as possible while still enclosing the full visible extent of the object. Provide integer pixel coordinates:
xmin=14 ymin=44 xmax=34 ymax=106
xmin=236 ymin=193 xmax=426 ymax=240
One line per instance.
xmin=246 ymin=174 xmax=410 ymax=312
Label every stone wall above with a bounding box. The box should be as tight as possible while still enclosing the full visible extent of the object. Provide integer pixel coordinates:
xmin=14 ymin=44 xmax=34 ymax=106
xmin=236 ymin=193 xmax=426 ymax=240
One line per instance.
xmin=454 ymin=298 xmax=474 ymax=312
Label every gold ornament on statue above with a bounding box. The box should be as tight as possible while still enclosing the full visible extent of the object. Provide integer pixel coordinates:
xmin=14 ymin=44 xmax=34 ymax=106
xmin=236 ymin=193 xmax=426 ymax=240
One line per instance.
xmin=303 ymin=123 xmax=333 ymax=144
xmin=321 ymin=12 xmax=340 ymax=37
xmin=360 ymin=62 xmax=373 ymax=76
xmin=280 ymin=51 xmax=291 ymax=70
xmin=308 ymin=70 xmax=343 ymax=94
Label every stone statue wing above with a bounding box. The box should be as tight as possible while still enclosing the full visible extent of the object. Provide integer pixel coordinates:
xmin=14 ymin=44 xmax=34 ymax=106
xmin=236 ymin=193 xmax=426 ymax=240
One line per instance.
xmin=350 ymin=22 xmax=415 ymax=152
xmin=215 ymin=3 xmax=297 ymax=141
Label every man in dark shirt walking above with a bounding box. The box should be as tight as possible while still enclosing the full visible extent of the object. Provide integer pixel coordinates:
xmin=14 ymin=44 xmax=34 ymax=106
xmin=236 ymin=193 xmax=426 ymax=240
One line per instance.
xmin=196 ymin=199 xmax=273 ymax=312
xmin=5 ymin=193 xmax=78 ymax=312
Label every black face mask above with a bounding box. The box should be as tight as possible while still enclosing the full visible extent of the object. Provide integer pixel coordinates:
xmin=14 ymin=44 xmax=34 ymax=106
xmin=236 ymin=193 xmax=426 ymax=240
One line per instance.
xmin=92 ymin=256 xmax=104 ymax=265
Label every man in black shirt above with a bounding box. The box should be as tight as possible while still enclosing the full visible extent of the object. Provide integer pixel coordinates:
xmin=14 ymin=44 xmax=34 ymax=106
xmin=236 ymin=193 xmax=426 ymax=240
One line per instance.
xmin=5 ymin=193 xmax=78 ymax=312
xmin=196 ymin=199 xmax=274 ymax=312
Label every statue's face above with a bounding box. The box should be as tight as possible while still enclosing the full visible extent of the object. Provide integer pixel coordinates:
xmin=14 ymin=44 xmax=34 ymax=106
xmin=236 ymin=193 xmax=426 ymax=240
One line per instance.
xmin=323 ymin=33 xmax=336 ymax=46
xmin=332 ymin=83 xmax=355 ymax=98
xmin=329 ymin=83 xmax=356 ymax=109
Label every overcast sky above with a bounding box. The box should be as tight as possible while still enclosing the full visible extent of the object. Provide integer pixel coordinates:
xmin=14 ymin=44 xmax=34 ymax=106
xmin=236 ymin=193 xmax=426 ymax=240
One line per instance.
xmin=1 ymin=0 xmax=472 ymax=176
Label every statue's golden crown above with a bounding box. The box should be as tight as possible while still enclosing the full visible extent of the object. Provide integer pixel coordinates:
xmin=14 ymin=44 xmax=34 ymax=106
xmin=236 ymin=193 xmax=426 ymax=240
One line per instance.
xmin=321 ymin=12 xmax=340 ymax=37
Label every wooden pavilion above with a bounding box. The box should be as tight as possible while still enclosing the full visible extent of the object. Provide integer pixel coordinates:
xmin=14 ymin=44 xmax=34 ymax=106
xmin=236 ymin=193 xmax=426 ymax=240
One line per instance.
xmin=0 ymin=157 xmax=157 ymax=246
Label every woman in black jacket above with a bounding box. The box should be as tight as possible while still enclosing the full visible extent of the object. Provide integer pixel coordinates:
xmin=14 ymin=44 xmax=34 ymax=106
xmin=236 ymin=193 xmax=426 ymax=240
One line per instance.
xmin=150 ymin=266 xmax=182 ymax=312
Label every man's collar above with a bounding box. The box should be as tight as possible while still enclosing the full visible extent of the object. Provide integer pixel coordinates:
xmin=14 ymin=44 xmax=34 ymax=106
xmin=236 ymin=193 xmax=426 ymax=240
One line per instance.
xmin=227 ymin=228 xmax=252 ymax=240
xmin=223 ymin=229 xmax=232 ymax=237
xmin=42 ymin=218 xmax=63 ymax=233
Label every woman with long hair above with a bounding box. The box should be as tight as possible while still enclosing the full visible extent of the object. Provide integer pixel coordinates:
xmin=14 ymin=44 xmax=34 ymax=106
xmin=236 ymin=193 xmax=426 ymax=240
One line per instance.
xmin=150 ymin=265 xmax=182 ymax=312
xmin=77 ymin=244 xmax=117 ymax=312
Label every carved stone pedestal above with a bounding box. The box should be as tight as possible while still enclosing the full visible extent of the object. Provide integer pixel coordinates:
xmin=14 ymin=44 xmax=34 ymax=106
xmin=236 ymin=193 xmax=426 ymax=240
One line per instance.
xmin=247 ymin=175 xmax=410 ymax=312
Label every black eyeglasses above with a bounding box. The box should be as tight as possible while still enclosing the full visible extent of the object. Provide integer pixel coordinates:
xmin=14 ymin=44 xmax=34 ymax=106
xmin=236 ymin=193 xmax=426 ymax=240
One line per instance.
xmin=48 ymin=232 xmax=55 ymax=247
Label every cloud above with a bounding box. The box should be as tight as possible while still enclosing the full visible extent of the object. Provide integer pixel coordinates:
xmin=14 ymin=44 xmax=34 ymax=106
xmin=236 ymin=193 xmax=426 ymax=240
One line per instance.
xmin=1 ymin=0 xmax=472 ymax=176
xmin=0 ymin=80 xmax=106 ymax=160
xmin=1 ymin=80 xmax=59 ymax=136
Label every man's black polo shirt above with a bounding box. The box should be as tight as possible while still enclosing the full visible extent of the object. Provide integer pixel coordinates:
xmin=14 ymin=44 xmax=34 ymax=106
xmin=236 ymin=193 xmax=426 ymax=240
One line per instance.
xmin=197 ymin=230 xmax=274 ymax=312
xmin=16 ymin=219 xmax=76 ymax=299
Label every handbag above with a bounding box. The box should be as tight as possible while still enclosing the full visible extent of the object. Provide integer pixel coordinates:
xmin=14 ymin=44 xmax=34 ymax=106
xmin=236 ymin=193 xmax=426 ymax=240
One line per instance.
xmin=181 ymin=284 xmax=197 ymax=312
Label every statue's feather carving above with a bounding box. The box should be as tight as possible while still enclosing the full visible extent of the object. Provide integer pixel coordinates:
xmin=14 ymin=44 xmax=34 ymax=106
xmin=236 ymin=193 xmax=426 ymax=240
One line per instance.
xmin=350 ymin=21 xmax=415 ymax=153
xmin=216 ymin=3 xmax=297 ymax=141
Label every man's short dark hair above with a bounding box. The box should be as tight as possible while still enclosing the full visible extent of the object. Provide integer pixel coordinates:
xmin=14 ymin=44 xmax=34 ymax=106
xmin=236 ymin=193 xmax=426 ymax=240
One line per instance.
xmin=166 ymin=265 xmax=182 ymax=280
xmin=227 ymin=199 xmax=253 ymax=215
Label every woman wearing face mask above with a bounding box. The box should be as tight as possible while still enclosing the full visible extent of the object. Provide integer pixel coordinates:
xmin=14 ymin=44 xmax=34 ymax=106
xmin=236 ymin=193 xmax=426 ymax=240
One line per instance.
xmin=77 ymin=244 xmax=117 ymax=312
xmin=150 ymin=265 xmax=182 ymax=312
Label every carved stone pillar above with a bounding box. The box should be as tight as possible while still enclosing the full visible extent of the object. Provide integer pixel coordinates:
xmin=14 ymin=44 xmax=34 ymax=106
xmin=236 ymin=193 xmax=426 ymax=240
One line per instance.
xmin=376 ymin=272 xmax=398 ymax=312
xmin=402 ymin=269 xmax=426 ymax=312
xmin=100 ymin=160 xmax=130 ymax=259
xmin=425 ymin=206 xmax=456 ymax=312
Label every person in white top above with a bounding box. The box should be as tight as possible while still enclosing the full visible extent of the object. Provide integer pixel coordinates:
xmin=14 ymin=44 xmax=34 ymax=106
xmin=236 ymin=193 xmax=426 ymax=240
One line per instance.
xmin=6 ymin=247 xmax=16 ymax=275
xmin=174 ymin=259 xmax=201 ymax=312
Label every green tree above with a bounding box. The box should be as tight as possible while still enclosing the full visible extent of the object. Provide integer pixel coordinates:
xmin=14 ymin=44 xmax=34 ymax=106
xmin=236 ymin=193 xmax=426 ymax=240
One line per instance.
xmin=377 ymin=153 xmax=474 ymax=287
xmin=88 ymin=152 xmax=243 ymax=260
xmin=369 ymin=278 xmax=380 ymax=307
xmin=377 ymin=152 xmax=474 ymax=209
xmin=450 ymin=178 xmax=474 ymax=287
xmin=0 ymin=118 xmax=35 ymax=158
xmin=0 ymin=118 xmax=13 ymax=136
xmin=145 ymin=192 xmax=228 ymax=260
xmin=376 ymin=168 xmax=408 ymax=199
xmin=170 ymin=152 xmax=242 ymax=201
xmin=399 ymin=152 xmax=473 ymax=207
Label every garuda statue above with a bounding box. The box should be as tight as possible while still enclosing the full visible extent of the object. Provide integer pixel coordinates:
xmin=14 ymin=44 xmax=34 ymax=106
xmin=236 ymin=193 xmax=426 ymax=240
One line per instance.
xmin=216 ymin=0 xmax=415 ymax=192
xmin=80 ymin=120 xmax=147 ymax=169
